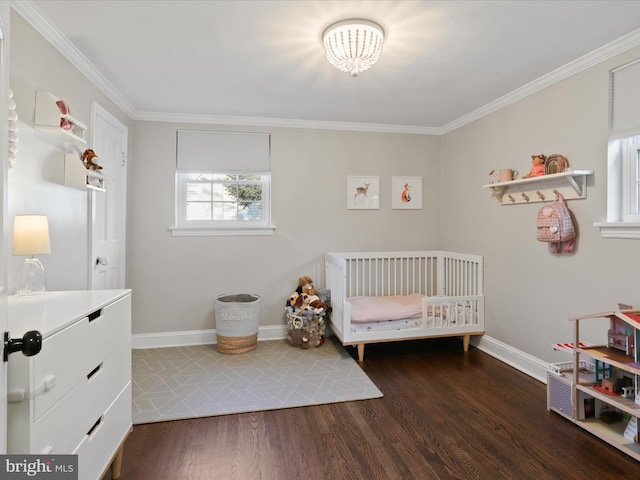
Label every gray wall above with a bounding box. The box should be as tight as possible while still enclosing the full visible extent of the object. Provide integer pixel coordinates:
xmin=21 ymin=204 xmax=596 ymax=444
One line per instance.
xmin=442 ymin=45 xmax=640 ymax=362
xmin=128 ymin=122 xmax=442 ymax=334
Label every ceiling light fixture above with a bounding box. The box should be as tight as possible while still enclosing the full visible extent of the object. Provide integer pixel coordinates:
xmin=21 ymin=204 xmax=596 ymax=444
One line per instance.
xmin=322 ymin=19 xmax=384 ymax=77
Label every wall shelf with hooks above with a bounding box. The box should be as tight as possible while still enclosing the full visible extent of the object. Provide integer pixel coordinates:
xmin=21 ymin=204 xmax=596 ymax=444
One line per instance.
xmin=64 ymin=153 xmax=105 ymax=191
xmin=482 ymin=170 xmax=593 ymax=205
xmin=34 ymin=90 xmax=87 ymax=146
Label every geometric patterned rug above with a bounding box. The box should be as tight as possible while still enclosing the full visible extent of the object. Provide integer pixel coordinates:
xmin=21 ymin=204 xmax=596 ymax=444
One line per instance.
xmin=131 ymin=336 xmax=383 ymax=424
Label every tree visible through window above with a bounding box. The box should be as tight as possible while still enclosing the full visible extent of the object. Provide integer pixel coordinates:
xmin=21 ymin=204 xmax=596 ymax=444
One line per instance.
xmin=184 ymin=173 xmax=266 ymax=222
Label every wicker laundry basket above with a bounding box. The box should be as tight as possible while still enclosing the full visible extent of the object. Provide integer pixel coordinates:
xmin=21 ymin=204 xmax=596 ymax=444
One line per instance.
xmin=216 ymin=294 xmax=261 ymax=354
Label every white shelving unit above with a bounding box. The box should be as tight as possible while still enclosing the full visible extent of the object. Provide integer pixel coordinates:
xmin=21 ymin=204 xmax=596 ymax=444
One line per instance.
xmin=64 ymin=153 xmax=106 ymax=191
xmin=555 ymin=310 xmax=640 ymax=461
xmin=482 ymin=170 xmax=593 ymax=205
xmin=34 ymin=90 xmax=87 ymax=145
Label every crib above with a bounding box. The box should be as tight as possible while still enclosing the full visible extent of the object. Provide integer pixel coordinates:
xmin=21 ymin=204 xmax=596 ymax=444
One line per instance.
xmin=325 ymin=251 xmax=484 ymax=361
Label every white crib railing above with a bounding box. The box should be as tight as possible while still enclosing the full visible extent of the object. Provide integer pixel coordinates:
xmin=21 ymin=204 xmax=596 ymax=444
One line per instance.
xmin=325 ymin=251 xmax=485 ymax=361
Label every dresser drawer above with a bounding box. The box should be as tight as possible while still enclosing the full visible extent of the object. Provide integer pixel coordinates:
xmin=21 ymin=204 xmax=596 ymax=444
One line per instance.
xmin=74 ymin=383 xmax=132 ymax=480
xmin=85 ymin=294 xmax=131 ymax=368
xmin=32 ymin=340 xmax=131 ymax=455
xmin=33 ymin=295 xmax=131 ymax=420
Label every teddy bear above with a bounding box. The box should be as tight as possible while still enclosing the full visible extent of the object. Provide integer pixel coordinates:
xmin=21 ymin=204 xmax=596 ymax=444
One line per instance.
xmin=81 ymin=148 xmax=103 ymax=170
xmin=295 ymin=276 xmax=327 ymax=313
xmin=522 ymin=154 xmax=545 ymax=178
xmin=296 ymin=276 xmax=316 ymax=296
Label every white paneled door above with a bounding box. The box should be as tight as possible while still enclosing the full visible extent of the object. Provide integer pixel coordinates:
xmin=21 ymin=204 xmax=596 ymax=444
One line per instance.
xmin=90 ymin=102 xmax=128 ymax=289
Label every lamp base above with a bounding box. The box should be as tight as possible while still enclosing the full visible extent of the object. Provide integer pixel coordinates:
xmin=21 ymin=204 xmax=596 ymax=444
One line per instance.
xmin=16 ymin=257 xmax=46 ymax=295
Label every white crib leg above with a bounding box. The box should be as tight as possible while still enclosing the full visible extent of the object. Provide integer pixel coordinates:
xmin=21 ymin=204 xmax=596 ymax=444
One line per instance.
xmin=462 ymin=335 xmax=470 ymax=352
xmin=357 ymin=343 xmax=365 ymax=362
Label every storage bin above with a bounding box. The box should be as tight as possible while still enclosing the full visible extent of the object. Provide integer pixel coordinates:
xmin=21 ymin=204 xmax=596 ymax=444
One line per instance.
xmin=215 ymin=294 xmax=261 ymax=354
xmin=286 ymin=312 xmax=326 ymax=349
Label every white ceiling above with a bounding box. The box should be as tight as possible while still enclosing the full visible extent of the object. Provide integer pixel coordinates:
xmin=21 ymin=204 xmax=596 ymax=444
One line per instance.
xmin=16 ymin=0 xmax=640 ymax=133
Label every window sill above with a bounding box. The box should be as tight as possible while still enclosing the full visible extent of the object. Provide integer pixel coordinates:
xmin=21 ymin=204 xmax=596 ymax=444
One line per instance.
xmin=169 ymin=225 xmax=276 ymax=237
xmin=593 ymin=222 xmax=640 ymax=239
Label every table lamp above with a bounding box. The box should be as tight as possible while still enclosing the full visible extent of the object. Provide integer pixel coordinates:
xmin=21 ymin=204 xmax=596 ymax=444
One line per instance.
xmin=13 ymin=214 xmax=51 ymax=295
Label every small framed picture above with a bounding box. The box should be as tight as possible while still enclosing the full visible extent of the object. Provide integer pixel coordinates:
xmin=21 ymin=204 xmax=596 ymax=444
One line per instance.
xmin=392 ymin=176 xmax=422 ymax=209
xmin=347 ymin=176 xmax=379 ymax=209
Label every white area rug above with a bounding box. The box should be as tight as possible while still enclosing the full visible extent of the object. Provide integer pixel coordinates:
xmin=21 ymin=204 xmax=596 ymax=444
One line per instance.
xmin=132 ymin=336 xmax=383 ymax=424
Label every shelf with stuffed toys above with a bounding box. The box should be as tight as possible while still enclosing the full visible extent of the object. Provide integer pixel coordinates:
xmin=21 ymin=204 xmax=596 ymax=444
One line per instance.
xmin=34 ymin=90 xmax=87 ymax=146
xmin=482 ymin=154 xmax=593 ymax=205
xmin=64 ymin=150 xmax=106 ymax=191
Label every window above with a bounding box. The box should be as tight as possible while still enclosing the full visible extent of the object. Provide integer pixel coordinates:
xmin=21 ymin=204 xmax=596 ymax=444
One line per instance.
xmin=171 ymin=130 xmax=274 ymax=236
xmin=623 ymin=138 xmax=640 ymax=222
xmin=596 ymin=59 xmax=640 ymax=238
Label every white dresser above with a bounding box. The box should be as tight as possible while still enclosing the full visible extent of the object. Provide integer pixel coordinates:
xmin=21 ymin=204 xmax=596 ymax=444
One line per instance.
xmin=7 ymin=290 xmax=132 ymax=480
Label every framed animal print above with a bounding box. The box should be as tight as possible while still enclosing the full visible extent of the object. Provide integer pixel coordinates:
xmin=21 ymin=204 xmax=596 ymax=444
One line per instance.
xmin=392 ymin=176 xmax=422 ymax=209
xmin=347 ymin=176 xmax=379 ymax=209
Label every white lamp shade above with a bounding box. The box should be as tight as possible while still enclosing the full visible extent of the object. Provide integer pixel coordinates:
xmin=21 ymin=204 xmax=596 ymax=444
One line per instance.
xmin=13 ymin=215 xmax=51 ymax=256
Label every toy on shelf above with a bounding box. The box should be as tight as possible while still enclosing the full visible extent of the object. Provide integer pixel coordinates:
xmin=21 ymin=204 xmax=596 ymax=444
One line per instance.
xmin=545 ymin=154 xmax=569 ymax=175
xmin=81 ymin=149 xmax=103 ymax=170
xmin=488 ymin=169 xmax=517 ymax=182
xmin=522 ymin=154 xmax=546 ymax=178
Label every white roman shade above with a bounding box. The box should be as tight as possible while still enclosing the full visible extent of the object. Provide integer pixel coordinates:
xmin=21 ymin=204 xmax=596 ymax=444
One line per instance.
xmin=176 ymin=130 xmax=271 ymax=173
xmin=611 ymin=59 xmax=640 ymax=139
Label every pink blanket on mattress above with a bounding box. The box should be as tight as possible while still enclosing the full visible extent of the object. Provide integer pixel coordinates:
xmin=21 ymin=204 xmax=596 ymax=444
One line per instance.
xmin=349 ymin=294 xmax=424 ymax=323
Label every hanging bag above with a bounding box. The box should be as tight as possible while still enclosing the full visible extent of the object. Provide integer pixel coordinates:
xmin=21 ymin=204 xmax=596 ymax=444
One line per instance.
xmin=536 ymin=194 xmax=576 ymax=253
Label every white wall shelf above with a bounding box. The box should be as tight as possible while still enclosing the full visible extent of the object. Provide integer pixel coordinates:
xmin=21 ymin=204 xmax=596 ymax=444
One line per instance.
xmin=34 ymin=90 xmax=87 ymax=145
xmin=482 ymin=170 xmax=593 ymax=205
xmin=64 ymin=153 xmax=106 ymax=191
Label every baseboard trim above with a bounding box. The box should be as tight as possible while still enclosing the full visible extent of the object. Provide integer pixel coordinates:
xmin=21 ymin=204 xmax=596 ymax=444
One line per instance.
xmin=132 ymin=329 xmax=550 ymax=384
xmin=471 ymin=334 xmax=549 ymax=383
xmin=132 ymin=325 xmax=287 ymax=349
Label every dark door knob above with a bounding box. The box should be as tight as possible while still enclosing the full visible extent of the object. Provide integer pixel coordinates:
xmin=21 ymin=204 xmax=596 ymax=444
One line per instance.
xmin=3 ymin=330 xmax=42 ymax=362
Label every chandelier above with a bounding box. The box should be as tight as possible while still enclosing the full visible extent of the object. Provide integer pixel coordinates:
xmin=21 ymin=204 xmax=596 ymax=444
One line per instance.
xmin=322 ymin=19 xmax=384 ymax=77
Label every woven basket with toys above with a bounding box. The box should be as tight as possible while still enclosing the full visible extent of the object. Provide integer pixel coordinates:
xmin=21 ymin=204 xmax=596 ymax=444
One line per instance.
xmin=285 ymin=276 xmax=330 ymax=349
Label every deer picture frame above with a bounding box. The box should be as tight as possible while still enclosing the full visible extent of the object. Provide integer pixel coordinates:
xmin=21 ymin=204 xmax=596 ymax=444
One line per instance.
xmin=347 ymin=176 xmax=379 ymax=209
xmin=392 ymin=176 xmax=423 ymax=209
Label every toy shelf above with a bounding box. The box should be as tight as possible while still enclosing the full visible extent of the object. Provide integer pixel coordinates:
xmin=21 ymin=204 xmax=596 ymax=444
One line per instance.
xmin=64 ymin=153 xmax=106 ymax=191
xmin=482 ymin=170 xmax=593 ymax=205
xmin=34 ymin=90 xmax=87 ymax=145
xmin=578 ymin=418 xmax=640 ymax=458
xmin=575 ymin=345 xmax=640 ymax=376
xmin=559 ymin=309 xmax=640 ymax=462
xmin=576 ymin=383 xmax=640 ymax=417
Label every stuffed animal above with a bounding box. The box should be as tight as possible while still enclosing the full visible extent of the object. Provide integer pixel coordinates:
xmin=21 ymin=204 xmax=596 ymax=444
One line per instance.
xmin=305 ymin=295 xmax=327 ymax=314
xmin=522 ymin=154 xmax=545 ymax=178
xmin=81 ymin=149 xmax=103 ymax=170
xmin=296 ymin=276 xmax=316 ymax=296
xmin=286 ymin=316 xmax=325 ymax=348
xmin=286 ymin=292 xmax=299 ymax=310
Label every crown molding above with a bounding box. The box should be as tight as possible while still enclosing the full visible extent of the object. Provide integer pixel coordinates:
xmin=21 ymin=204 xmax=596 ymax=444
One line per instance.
xmin=441 ymin=27 xmax=640 ymax=134
xmin=11 ymin=0 xmax=137 ymax=119
xmin=134 ymin=110 xmax=441 ymax=135
xmin=12 ymin=1 xmax=640 ymax=136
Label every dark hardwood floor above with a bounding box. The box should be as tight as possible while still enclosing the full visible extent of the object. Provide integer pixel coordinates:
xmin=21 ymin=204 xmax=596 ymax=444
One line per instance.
xmin=105 ymin=338 xmax=640 ymax=480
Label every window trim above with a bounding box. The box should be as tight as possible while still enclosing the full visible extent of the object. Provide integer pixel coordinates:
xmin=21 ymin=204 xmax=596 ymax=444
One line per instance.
xmin=595 ymin=61 xmax=640 ymax=239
